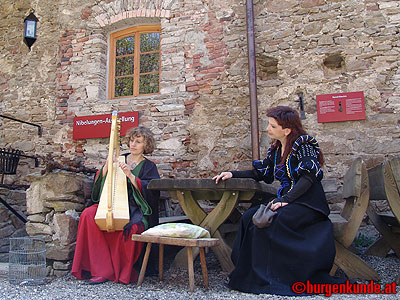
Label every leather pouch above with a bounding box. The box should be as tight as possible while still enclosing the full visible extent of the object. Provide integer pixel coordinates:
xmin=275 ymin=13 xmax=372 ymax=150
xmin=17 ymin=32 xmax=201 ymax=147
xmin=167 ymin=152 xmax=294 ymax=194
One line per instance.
xmin=252 ymin=201 xmax=278 ymax=228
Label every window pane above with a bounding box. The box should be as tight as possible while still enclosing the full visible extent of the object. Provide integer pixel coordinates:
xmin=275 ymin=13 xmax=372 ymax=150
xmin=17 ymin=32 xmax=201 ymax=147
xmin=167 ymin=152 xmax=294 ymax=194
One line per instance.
xmin=139 ymin=74 xmax=159 ymax=94
xmin=140 ymin=53 xmax=159 ymax=73
xmin=116 ymin=36 xmax=135 ymax=56
xmin=115 ymin=56 xmax=134 ymax=76
xmin=140 ymin=33 xmax=160 ymax=52
xmin=115 ymin=77 xmax=133 ymax=97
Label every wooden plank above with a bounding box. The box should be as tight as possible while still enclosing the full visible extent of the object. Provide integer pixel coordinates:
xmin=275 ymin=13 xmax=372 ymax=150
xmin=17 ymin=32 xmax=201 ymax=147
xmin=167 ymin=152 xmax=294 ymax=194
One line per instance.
xmin=199 ymin=247 xmax=208 ymax=288
xmin=148 ymin=178 xmax=277 ymax=196
xmin=207 ymin=230 xmax=234 ymax=273
xmin=190 ymin=190 xmax=223 ymax=201
xmin=185 ymin=190 xmax=255 ymax=202
xmin=376 ymin=211 xmax=398 ymax=226
xmin=137 ymin=242 xmax=152 ymax=285
xmin=365 ymin=237 xmax=392 ymax=258
xmin=340 ymin=162 xmax=370 ymax=247
xmin=219 ymin=223 xmax=239 ymax=234
xmin=199 ymin=191 xmax=239 ymax=235
xmin=340 ymin=197 xmax=354 ymax=221
xmin=368 ymin=163 xmax=386 ymax=200
xmin=392 ymin=226 xmax=400 ymax=234
xmin=329 ymin=213 xmax=347 ymax=237
xmin=389 ymin=157 xmax=400 ymax=192
xmin=159 ymin=244 xmax=164 ymax=280
xmin=333 ymin=240 xmax=380 ymax=281
xmin=159 ymin=215 xmax=189 ymax=224
xmin=364 ymin=158 xmax=400 ymax=258
xmin=341 ymin=157 xmax=362 ymax=220
xmin=341 ymin=158 xmax=362 ymax=220
xmin=321 ymin=178 xmax=337 ymax=193
xmin=131 ymin=234 xmax=219 ymax=247
xmin=366 ymin=204 xmax=400 ymax=257
xmin=342 ymin=157 xmax=362 ymax=199
xmin=177 ymin=190 xmax=207 ymax=225
xmin=187 ymin=247 xmax=195 ymax=292
xmin=385 ymin=159 xmax=400 ymax=223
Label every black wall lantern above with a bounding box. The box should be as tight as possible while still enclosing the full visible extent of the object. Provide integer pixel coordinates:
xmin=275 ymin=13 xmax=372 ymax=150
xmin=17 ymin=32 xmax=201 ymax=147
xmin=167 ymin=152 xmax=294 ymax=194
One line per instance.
xmin=24 ymin=9 xmax=39 ymax=50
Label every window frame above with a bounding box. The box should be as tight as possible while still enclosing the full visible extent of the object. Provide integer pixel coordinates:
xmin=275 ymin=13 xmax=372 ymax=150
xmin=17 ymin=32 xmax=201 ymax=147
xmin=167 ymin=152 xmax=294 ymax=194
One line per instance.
xmin=108 ymin=25 xmax=161 ymax=99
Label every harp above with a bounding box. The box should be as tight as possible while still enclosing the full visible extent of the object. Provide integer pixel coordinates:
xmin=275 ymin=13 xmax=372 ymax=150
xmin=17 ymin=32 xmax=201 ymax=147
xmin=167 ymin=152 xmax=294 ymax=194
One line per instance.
xmin=95 ymin=110 xmax=130 ymax=232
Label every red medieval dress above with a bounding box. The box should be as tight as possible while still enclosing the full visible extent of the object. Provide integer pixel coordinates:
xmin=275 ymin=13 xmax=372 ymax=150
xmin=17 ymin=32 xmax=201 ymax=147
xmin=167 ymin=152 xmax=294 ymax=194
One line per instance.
xmin=71 ymin=157 xmax=160 ymax=284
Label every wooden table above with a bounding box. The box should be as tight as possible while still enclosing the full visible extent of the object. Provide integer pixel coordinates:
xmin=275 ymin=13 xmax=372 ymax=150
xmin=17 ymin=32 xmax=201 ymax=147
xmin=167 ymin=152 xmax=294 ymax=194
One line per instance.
xmin=148 ymin=178 xmax=277 ymax=272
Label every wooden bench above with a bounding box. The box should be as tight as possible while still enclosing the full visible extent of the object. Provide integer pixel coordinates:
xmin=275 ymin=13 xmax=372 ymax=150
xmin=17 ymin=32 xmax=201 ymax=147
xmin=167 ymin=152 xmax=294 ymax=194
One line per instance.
xmin=366 ymin=157 xmax=400 ymax=257
xmin=328 ymin=157 xmax=379 ymax=281
xmin=131 ymin=234 xmax=219 ymax=292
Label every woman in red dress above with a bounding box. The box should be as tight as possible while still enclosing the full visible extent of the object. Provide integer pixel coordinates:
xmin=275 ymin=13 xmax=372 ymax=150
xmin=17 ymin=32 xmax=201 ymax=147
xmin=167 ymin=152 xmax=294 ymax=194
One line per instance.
xmin=71 ymin=127 xmax=160 ymax=284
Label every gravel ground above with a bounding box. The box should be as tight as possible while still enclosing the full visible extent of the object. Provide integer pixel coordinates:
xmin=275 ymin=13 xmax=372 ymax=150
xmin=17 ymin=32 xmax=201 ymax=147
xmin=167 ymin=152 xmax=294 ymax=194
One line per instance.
xmin=0 ymin=225 xmax=399 ymax=300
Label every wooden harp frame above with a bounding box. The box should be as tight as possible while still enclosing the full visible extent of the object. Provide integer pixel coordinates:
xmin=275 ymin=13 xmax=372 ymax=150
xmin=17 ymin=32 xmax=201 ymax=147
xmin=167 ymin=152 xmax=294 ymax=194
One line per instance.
xmin=95 ymin=110 xmax=130 ymax=232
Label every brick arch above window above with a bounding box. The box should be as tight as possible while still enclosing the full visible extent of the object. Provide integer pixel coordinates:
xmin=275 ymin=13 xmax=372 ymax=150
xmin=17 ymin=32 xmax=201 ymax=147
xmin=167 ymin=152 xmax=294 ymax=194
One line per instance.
xmin=108 ymin=25 xmax=161 ymax=99
xmin=95 ymin=9 xmax=171 ymax=27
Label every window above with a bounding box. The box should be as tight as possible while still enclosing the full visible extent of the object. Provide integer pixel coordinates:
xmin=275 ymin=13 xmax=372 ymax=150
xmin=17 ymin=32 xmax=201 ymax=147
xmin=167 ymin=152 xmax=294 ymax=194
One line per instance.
xmin=109 ymin=25 xmax=161 ymax=99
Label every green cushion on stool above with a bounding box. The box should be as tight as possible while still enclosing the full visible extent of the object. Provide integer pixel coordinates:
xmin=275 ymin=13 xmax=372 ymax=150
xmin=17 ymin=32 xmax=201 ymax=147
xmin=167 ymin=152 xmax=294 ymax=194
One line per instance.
xmin=142 ymin=223 xmax=211 ymax=239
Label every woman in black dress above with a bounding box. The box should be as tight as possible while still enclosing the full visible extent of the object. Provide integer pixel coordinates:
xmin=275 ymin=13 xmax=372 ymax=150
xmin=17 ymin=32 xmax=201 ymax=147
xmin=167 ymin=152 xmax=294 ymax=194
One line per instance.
xmin=213 ymin=106 xmax=341 ymax=295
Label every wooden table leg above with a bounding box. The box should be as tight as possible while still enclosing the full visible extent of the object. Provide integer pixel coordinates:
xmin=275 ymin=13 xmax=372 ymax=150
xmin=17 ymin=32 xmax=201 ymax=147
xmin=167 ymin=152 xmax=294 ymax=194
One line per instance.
xmin=333 ymin=240 xmax=379 ymax=281
xmin=138 ymin=242 xmax=152 ymax=285
xmin=365 ymin=236 xmax=392 ymax=257
xmin=385 ymin=159 xmax=400 ymax=224
xmin=367 ymin=205 xmax=400 ymax=257
xmin=159 ymin=243 xmax=164 ymax=280
xmin=209 ymin=230 xmax=234 ymax=272
xmin=329 ymin=264 xmax=338 ymax=277
xmin=199 ymin=191 xmax=237 ymax=272
xmin=176 ymin=191 xmax=207 ymax=225
xmin=200 ymin=191 xmax=239 ymax=235
xmin=173 ymin=190 xmax=237 ymax=272
xmin=199 ymin=247 xmax=208 ymax=288
xmin=187 ymin=247 xmax=195 ymax=292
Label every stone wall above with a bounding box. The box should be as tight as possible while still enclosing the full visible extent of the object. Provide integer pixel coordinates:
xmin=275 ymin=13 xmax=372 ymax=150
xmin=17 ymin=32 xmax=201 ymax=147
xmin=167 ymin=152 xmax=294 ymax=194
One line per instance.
xmin=1 ymin=0 xmax=399 ymax=187
xmin=25 ymin=171 xmax=93 ymax=275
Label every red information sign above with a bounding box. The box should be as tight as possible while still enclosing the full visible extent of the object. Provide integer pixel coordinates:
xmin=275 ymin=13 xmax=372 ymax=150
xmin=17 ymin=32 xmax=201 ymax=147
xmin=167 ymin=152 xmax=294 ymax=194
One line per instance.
xmin=73 ymin=111 xmax=139 ymax=140
xmin=316 ymin=91 xmax=366 ymax=123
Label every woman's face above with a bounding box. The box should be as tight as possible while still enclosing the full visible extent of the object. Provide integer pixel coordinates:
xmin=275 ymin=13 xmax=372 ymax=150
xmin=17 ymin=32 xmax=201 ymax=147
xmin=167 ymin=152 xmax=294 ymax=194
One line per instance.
xmin=266 ymin=117 xmax=290 ymax=142
xmin=129 ymin=135 xmax=145 ymax=156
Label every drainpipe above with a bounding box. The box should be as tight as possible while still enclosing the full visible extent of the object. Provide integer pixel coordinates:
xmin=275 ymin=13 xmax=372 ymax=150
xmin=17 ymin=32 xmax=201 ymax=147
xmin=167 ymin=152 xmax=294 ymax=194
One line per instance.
xmin=246 ymin=0 xmax=260 ymax=160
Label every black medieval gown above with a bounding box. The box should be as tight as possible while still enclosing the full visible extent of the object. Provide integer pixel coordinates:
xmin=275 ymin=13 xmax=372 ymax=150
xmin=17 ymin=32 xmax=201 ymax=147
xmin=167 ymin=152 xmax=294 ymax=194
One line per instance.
xmin=227 ymin=135 xmax=344 ymax=295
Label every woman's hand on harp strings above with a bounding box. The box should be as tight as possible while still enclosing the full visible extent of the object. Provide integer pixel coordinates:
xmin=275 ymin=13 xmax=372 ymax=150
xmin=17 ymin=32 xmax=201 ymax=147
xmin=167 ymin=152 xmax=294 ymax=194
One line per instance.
xmin=101 ymin=155 xmax=118 ymax=177
xmin=119 ymin=161 xmax=137 ymax=188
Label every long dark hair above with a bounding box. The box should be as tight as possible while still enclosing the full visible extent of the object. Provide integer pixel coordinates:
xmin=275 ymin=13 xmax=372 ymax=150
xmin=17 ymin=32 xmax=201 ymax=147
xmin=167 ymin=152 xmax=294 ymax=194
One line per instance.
xmin=266 ymin=106 xmax=324 ymax=166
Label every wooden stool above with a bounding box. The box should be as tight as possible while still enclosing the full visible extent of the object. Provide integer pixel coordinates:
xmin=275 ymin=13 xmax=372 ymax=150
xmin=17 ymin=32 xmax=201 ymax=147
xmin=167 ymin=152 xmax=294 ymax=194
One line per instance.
xmin=132 ymin=234 xmax=219 ymax=292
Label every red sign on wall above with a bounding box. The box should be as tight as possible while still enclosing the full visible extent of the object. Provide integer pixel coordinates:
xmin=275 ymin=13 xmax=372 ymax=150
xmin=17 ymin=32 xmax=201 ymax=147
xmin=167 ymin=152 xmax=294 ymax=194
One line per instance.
xmin=73 ymin=111 xmax=139 ymax=140
xmin=316 ymin=91 xmax=366 ymax=123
